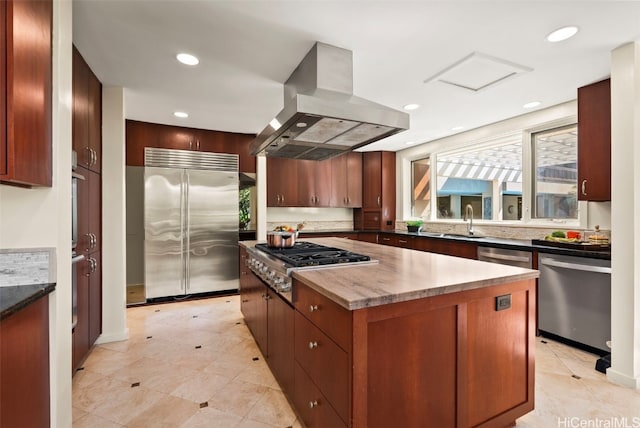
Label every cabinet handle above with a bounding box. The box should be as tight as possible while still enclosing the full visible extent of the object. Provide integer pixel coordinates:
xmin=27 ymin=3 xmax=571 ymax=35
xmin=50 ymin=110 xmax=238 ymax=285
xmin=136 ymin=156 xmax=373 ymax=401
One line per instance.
xmin=309 ymin=304 xmax=318 ymax=312
xmin=189 ymin=140 xmax=193 ymax=150
xmin=262 ymin=294 xmax=269 ymax=300
xmin=308 ymin=341 xmax=318 ymax=350
xmin=281 ymin=195 xmax=285 ymax=204
xmin=196 ymin=140 xmax=200 ymax=151
xmin=382 ymin=237 xmax=391 ymax=241
xmin=377 ymin=196 xmax=381 ymax=207
xmin=581 ymin=179 xmax=587 ymax=196
xmin=91 ymin=148 xmax=97 ymax=166
xmin=309 ymin=400 xmax=318 ymax=409
xmin=399 ymin=239 xmax=408 ymax=244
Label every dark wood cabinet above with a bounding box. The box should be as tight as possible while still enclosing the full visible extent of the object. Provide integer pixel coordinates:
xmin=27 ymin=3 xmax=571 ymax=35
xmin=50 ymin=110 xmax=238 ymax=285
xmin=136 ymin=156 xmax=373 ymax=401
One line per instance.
xmin=297 ymin=159 xmax=331 ymax=207
xmin=1 ymin=295 xmax=50 ymax=427
xmin=331 ymin=152 xmax=362 ymax=208
xmin=578 ymin=78 xmax=611 ymax=201
xmin=267 ymin=288 xmax=294 ymax=395
xmin=376 ymin=233 xmax=478 ymax=259
xmin=291 ymin=277 xmax=535 ymax=428
xmin=0 ymin=0 xmax=52 ymax=187
xmin=356 ymin=151 xmax=395 ymax=230
xmin=125 ymin=120 xmax=256 ymax=173
xmin=239 ymin=248 xmax=294 ymax=388
xmin=73 ymin=46 xmax=101 ymax=173
xmin=267 ymin=157 xmax=299 ymax=207
xmin=73 ymin=167 xmax=102 ymax=372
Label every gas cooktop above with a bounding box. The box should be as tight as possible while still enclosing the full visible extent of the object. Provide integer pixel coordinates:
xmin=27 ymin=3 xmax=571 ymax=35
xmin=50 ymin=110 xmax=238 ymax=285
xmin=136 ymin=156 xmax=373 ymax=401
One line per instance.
xmin=254 ymin=241 xmax=371 ymax=267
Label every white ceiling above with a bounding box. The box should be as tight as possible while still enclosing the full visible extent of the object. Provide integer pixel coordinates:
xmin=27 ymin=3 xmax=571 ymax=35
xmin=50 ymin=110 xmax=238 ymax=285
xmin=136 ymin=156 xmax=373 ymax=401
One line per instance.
xmin=72 ymin=1 xmax=640 ymax=153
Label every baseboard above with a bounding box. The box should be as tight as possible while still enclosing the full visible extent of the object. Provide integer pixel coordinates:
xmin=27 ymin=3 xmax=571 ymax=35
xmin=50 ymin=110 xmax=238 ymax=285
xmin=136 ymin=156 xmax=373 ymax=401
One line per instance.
xmin=606 ymin=367 xmax=640 ymax=389
xmin=95 ymin=328 xmax=129 ymax=344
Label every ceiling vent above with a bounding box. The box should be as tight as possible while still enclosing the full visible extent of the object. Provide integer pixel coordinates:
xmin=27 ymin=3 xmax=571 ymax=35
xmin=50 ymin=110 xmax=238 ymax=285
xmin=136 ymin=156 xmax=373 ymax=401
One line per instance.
xmin=424 ymin=52 xmax=533 ymax=92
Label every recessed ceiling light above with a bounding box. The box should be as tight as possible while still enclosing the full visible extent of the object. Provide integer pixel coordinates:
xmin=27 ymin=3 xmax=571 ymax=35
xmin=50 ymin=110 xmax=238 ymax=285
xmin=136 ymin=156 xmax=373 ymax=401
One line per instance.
xmin=546 ymin=26 xmax=578 ymax=43
xmin=405 ymin=141 xmax=415 ymax=145
xmin=176 ymin=53 xmax=199 ymax=66
xmin=451 ymin=126 xmax=464 ymax=131
xmin=403 ymin=104 xmax=420 ymax=111
xmin=523 ymin=101 xmax=541 ymax=109
xmin=174 ymin=111 xmax=189 ymax=118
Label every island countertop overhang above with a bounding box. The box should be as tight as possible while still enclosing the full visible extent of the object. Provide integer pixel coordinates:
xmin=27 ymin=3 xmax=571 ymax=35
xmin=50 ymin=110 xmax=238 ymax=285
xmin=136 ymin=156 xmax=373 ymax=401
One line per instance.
xmin=241 ymin=237 xmax=539 ymax=310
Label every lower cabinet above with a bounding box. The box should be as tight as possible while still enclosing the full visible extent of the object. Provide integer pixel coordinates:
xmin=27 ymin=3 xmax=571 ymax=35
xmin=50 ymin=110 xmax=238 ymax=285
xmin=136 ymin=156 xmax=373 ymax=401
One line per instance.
xmin=72 ymin=251 xmax=102 ymax=371
xmin=294 ymin=362 xmax=348 ymax=428
xmin=1 ymin=295 xmax=50 ymax=427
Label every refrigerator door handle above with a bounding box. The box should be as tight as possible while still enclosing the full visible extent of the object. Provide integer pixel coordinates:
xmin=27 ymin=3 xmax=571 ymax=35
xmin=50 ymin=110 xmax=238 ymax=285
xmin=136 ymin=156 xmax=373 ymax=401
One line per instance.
xmin=185 ymin=171 xmax=191 ymax=291
xmin=180 ymin=171 xmax=186 ymax=292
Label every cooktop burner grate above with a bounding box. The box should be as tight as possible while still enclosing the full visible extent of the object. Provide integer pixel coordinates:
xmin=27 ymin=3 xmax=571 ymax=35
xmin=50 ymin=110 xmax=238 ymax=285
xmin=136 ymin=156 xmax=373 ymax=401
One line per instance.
xmin=254 ymin=241 xmax=371 ymax=267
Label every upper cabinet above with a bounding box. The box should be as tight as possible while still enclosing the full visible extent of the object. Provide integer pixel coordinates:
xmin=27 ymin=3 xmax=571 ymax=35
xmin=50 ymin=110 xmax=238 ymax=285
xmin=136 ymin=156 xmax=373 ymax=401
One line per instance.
xmin=297 ymin=159 xmax=331 ymax=207
xmin=267 ymin=157 xmax=299 ymax=207
xmin=73 ymin=46 xmax=102 ymax=173
xmin=125 ymin=120 xmax=256 ymax=173
xmin=578 ymin=78 xmax=611 ymax=201
xmin=0 ymin=0 xmax=53 ymax=187
xmin=331 ymin=152 xmax=362 ymax=208
xmin=357 ymin=151 xmax=396 ymax=230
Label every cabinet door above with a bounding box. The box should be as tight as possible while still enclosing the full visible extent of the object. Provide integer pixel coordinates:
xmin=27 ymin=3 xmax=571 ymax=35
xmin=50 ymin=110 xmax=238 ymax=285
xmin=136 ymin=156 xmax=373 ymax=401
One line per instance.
xmin=159 ymin=124 xmax=195 ymax=151
xmin=362 ymin=152 xmax=382 ymax=208
xmin=88 ymin=69 xmax=102 ymax=173
xmin=578 ymin=79 xmax=611 ymax=201
xmin=0 ymin=0 xmax=6 ymax=177
xmin=73 ymin=46 xmax=90 ymax=168
xmin=1 ymin=0 xmax=52 ymax=187
xmin=126 ymin=120 xmax=156 ymax=166
xmin=330 ymin=153 xmax=362 ymax=208
xmin=345 ymin=152 xmax=362 ymax=207
xmin=88 ymin=252 xmax=102 ymax=345
xmin=1 ymin=296 xmax=50 ymax=427
xmin=73 ymin=259 xmax=90 ymax=371
xmin=267 ymin=289 xmax=294 ymax=394
xmin=267 ymin=157 xmax=298 ymax=206
xmin=242 ymin=269 xmax=268 ymax=356
xmin=298 ymin=159 xmax=331 ymax=207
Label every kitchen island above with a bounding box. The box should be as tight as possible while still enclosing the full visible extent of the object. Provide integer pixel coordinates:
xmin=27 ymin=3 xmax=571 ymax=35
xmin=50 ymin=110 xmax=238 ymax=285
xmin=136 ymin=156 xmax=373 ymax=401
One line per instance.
xmin=239 ymin=238 xmax=539 ymax=428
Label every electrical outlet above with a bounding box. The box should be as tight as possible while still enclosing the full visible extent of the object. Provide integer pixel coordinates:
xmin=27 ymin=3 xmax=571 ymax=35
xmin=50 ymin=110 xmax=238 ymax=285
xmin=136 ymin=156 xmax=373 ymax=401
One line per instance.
xmin=496 ymin=294 xmax=511 ymax=311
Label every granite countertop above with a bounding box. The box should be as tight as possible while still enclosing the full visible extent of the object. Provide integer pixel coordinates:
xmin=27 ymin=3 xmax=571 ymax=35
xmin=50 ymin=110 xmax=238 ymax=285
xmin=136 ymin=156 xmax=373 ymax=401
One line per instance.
xmin=0 ymin=283 xmax=56 ymax=321
xmin=301 ymin=229 xmax=611 ymax=260
xmin=242 ymin=238 xmax=539 ymax=311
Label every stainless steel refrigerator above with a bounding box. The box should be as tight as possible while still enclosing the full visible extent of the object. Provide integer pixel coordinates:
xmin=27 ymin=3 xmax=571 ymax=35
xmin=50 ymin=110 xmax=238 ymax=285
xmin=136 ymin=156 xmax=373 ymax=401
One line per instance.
xmin=144 ymin=148 xmax=239 ymax=299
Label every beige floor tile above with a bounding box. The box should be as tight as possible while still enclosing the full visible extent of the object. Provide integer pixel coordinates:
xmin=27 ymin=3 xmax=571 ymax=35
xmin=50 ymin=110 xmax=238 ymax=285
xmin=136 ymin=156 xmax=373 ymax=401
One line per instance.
xmin=170 ymin=371 xmax=233 ymax=403
xmin=91 ymin=385 xmax=167 ymax=425
xmin=237 ymin=418 xmax=281 ymax=428
xmin=79 ymin=346 xmax=143 ymax=376
xmin=110 ymin=356 xmax=198 ymax=394
xmin=181 ymin=406 xmax=243 ymax=428
xmin=73 ymin=412 xmax=124 ymax=428
xmin=245 ymin=388 xmax=297 ymax=427
xmin=207 ymin=378 xmax=270 ymax=418
xmin=126 ymin=394 xmax=200 ymax=427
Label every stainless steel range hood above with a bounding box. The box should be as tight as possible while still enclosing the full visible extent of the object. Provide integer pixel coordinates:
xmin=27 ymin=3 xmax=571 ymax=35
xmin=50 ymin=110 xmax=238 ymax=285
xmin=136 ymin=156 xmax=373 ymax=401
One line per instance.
xmin=250 ymin=42 xmax=410 ymax=161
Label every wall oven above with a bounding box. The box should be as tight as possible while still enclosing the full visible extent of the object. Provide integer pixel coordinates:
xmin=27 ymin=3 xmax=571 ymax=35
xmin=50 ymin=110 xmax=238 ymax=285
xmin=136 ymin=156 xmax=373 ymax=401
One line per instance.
xmin=72 ymin=151 xmax=86 ymax=329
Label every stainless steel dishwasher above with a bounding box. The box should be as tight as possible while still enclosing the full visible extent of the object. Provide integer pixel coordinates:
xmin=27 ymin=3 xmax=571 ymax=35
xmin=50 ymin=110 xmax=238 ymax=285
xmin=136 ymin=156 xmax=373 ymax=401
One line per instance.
xmin=477 ymin=246 xmax=533 ymax=268
xmin=538 ymin=253 xmax=611 ymax=354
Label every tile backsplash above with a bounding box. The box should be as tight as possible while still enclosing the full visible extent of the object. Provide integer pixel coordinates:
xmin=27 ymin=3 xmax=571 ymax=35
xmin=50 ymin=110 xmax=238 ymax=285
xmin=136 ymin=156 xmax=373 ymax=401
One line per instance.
xmin=0 ymin=248 xmax=56 ymax=287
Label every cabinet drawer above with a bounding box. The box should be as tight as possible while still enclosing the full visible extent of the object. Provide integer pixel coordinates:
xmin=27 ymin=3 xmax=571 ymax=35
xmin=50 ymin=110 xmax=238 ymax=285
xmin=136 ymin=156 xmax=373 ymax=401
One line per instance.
xmin=294 ymin=282 xmax=352 ymax=350
xmin=295 ymin=311 xmax=349 ymax=423
xmin=294 ymin=362 xmax=348 ymax=428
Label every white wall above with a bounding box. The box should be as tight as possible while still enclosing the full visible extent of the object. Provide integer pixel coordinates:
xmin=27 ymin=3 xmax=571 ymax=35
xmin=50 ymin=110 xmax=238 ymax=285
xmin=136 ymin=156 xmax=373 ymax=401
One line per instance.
xmin=98 ymin=87 xmax=128 ymax=344
xmin=0 ymin=0 xmax=74 ymax=425
xmin=608 ymin=41 xmax=640 ymax=388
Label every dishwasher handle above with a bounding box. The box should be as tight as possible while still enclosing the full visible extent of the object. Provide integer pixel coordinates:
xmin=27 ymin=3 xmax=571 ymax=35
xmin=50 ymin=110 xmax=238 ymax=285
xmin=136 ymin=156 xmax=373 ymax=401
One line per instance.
xmin=540 ymin=257 xmax=611 ymax=274
xmin=480 ymin=253 xmax=531 ymax=263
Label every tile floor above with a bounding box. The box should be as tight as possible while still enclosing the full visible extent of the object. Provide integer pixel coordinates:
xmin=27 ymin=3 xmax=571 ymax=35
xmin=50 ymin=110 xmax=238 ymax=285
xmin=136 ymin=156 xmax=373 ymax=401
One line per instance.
xmin=72 ymin=295 xmax=640 ymax=427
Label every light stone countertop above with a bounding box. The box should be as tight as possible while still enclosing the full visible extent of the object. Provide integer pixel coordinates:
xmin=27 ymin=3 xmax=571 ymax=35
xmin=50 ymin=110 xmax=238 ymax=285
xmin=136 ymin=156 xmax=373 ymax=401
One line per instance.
xmin=242 ymin=237 xmax=539 ymax=310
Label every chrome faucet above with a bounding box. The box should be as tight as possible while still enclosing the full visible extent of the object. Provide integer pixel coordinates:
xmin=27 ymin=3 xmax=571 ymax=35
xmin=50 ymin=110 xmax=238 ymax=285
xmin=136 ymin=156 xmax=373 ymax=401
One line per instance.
xmin=464 ymin=204 xmax=474 ymax=236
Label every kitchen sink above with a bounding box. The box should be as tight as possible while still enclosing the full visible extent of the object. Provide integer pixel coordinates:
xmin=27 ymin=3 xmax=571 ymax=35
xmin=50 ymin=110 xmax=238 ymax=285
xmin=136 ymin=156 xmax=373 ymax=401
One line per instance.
xmin=442 ymin=233 xmax=483 ymax=239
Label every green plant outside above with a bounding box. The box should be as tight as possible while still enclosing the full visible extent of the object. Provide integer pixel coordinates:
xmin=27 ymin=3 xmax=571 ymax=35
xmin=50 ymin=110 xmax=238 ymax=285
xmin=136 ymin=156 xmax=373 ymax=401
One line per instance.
xmin=239 ymin=188 xmax=251 ymax=228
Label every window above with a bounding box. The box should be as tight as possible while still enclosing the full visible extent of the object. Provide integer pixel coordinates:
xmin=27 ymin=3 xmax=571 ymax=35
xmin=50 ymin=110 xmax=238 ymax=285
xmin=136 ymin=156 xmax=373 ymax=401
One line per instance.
xmin=435 ymin=138 xmax=522 ymax=220
xmin=409 ymin=121 xmax=578 ymax=223
xmin=532 ymin=125 xmax=578 ymax=219
xmin=411 ymin=157 xmax=431 ymax=218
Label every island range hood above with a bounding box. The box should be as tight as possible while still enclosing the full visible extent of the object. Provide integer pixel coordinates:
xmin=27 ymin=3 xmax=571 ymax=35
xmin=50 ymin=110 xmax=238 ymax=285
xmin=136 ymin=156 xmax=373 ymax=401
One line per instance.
xmin=250 ymin=42 xmax=410 ymax=161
